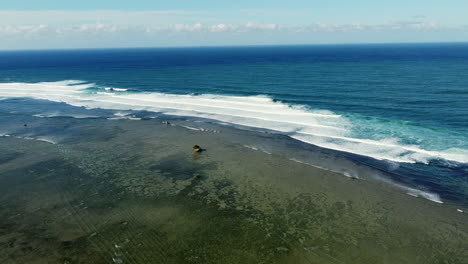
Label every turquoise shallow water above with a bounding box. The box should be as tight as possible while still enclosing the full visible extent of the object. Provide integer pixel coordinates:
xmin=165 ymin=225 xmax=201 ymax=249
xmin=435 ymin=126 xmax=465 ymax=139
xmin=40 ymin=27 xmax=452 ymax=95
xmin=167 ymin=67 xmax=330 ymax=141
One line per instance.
xmin=0 ymin=43 xmax=467 ymax=204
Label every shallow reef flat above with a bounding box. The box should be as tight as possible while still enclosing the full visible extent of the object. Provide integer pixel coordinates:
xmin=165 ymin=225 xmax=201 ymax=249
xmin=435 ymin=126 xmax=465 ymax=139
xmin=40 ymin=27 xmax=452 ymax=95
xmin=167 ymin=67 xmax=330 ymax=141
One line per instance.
xmin=0 ymin=117 xmax=467 ymax=264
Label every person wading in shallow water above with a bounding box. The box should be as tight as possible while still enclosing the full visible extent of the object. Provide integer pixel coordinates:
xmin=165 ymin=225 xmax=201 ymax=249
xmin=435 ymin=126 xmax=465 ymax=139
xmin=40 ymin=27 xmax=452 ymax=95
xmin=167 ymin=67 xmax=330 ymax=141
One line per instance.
xmin=193 ymin=145 xmax=202 ymax=153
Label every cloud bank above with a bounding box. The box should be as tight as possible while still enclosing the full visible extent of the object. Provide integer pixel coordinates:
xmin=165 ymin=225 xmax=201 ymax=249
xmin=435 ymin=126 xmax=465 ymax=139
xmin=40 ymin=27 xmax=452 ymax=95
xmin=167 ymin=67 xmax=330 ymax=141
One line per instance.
xmin=0 ymin=10 xmax=467 ymax=50
xmin=2 ymin=21 xmax=461 ymax=37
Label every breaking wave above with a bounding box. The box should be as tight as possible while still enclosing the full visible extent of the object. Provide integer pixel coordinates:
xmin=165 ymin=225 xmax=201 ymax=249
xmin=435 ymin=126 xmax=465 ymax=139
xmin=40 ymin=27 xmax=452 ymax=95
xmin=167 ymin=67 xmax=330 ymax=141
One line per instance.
xmin=0 ymin=80 xmax=467 ymax=165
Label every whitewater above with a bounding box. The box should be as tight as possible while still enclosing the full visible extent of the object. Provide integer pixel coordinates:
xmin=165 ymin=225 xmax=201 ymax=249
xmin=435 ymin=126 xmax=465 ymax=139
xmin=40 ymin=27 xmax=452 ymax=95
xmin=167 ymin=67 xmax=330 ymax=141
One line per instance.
xmin=0 ymin=80 xmax=467 ymax=165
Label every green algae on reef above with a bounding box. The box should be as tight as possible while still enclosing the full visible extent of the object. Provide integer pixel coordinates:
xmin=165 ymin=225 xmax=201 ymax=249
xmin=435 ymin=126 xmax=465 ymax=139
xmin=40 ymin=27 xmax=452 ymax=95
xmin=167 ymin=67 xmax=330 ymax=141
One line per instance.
xmin=0 ymin=118 xmax=467 ymax=264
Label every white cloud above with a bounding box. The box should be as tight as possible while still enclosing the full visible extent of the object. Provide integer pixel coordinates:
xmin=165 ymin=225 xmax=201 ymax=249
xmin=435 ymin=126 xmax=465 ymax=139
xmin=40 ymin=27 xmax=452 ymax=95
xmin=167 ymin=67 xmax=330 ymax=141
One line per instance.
xmin=287 ymin=20 xmax=456 ymax=34
xmin=0 ymin=10 xmax=467 ymax=49
xmin=0 ymin=24 xmax=48 ymax=37
xmin=245 ymin=22 xmax=278 ymax=31
xmin=0 ymin=9 xmax=464 ymax=38
xmin=56 ymin=23 xmax=126 ymax=35
xmin=0 ymin=20 xmax=464 ymax=39
xmin=403 ymin=21 xmax=441 ymax=30
xmin=209 ymin=24 xmax=238 ymax=32
xmin=174 ymin=23 xmax=203 ymax=32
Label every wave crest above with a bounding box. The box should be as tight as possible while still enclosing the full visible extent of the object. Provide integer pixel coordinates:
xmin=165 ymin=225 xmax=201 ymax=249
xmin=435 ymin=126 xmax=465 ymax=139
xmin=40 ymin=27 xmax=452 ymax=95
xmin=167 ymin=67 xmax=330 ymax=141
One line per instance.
xmin=0 ymin=80 xmax=466 ymax=164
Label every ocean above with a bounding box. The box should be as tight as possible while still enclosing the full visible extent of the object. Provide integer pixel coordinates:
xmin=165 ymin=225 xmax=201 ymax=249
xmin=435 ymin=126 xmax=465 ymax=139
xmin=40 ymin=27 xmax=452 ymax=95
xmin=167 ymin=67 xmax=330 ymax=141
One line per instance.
xmin=1 ymin=43 xmax=467 ymax=205
xmin=0 ymin=43 xmax=467 ymax=263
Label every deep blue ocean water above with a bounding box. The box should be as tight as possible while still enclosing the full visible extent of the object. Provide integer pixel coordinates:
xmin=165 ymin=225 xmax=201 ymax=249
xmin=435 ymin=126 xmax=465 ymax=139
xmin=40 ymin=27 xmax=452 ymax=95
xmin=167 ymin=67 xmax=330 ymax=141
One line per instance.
xmin=0 ymin=43 xmax=467 ymax=204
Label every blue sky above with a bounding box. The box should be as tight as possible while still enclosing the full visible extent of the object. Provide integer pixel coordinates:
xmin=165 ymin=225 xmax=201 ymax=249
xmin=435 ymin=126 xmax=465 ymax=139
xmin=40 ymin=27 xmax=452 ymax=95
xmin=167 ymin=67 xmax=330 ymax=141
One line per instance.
xmin=1 ymin=1 xmax=468 ymax=50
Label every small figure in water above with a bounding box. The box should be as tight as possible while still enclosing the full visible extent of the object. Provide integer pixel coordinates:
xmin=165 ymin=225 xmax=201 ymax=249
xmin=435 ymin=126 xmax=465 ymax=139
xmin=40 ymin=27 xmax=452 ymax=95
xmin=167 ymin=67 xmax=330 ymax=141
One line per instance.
xmin=193 ymin=145 xmax=202 ymax=153
xmin=23 ymin=124 xmax=27 ymax=127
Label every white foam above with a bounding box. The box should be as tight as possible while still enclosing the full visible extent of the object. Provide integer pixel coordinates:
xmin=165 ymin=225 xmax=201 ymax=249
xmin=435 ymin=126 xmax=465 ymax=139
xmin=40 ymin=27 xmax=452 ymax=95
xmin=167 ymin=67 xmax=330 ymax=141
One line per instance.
xmin=97 ymin=91 xmax=114 ymax=95
xmin=34 ymin=137 xmax=57 ymax=144
xmin=371 ymin=172 xmax=444 ymax=204
xmin=180 ymin=125 xmax=203 ymax=131
xmin=289 ymin=158 xmax=360 ymax=179
xmin=107 ymin=116 xmax=141 ymax=120
xmin=243 ymin=145 xmax=258 ymax=151
xmin=105 ymin=87 xmax=128 ymax=92
xmin=407 ymin=189 xmax=443 ymax=204
xmin=0 ymin=80 xmax=467 ymax=165
xmin=0 ymin=134 xmax=57 ymax=144
xmin=34 ymin=113 xmax=99 ymax=119
xmin=113 ymin=112 xmax=132 ymax=117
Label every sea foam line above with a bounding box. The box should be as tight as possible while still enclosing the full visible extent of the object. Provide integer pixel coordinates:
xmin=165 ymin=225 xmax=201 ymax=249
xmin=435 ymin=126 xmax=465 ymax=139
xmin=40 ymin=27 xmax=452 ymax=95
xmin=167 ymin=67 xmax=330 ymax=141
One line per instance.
xmin=0 ymin=133 xmax=57 ymax=144
xmin=0 ymin=80 xmax=467 ymax=165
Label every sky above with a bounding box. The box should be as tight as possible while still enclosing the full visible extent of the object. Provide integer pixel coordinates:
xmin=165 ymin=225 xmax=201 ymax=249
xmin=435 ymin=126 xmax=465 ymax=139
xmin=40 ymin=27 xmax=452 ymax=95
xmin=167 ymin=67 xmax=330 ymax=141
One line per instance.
xmin=1 ymin=0 xmax=468 ymax=50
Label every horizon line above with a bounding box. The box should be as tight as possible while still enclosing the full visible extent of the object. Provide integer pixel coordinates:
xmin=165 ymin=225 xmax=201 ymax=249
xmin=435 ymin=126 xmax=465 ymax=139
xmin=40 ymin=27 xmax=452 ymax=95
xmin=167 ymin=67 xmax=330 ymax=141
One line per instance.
xmin=1 ymin=41 xmax=468 ymax=53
